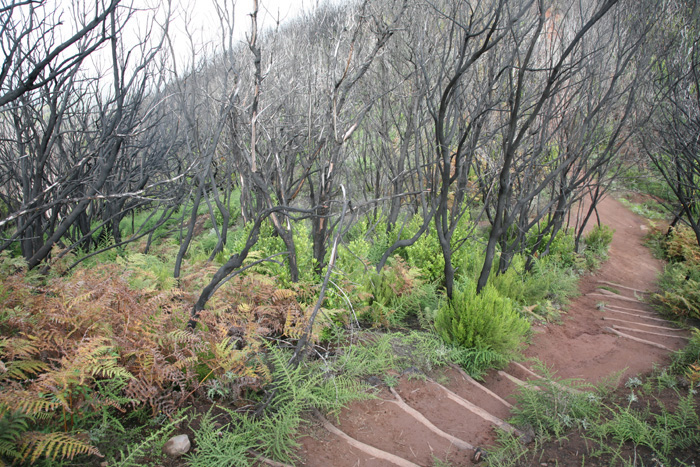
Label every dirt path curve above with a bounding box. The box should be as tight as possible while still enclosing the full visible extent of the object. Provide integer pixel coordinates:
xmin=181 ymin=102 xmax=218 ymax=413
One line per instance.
xmin=295 ymin=197 xmax=691 ymax=467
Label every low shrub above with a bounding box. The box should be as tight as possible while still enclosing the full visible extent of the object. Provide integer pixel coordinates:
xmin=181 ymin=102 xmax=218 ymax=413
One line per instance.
xmin=584 ymin=224 xmax=615 ymax=256
xmin=434 ymin=280 xmax=529 ymax=356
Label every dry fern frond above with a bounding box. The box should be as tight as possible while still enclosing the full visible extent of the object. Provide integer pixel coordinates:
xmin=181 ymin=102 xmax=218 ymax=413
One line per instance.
xmin=0 ymin=390 xmax=59 ymax=418
xmin=272 ymin=289 xmax=297 ymax=303
xmin=0 ymin=336 xmax=42 ymax=360
xmin=20 ymin=431 xmax=102 ymax=463
xmin=1 ymin=359 xmax=48 ymax=381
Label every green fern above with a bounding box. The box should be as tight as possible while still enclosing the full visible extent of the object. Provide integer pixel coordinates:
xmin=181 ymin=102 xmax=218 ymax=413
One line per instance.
xmin=109 ymin=412 xmax=187 ymax=467
xmin=186 ymin=410 xmax=252 ymax=467
xmin=511 ymin=361 xmax=601 ymax=438
xmin=189 ymin=345 xmax=372 ymax=466
xmin=0 ymin=411 xmax=30 ymax=463
xmin=592 ymin=390 xmax=700 ymax=464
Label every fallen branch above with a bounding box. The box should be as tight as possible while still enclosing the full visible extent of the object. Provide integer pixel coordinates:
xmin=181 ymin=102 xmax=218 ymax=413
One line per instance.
xmin=603 ymin=327 xmax=673 ymax=351
xmin=248 ymin=450 xmax=293 ymax=467
xmin=313 ymin=409 xmax=420 ymax=467
xmin=388 ymin=387 xmax=474 ymax=450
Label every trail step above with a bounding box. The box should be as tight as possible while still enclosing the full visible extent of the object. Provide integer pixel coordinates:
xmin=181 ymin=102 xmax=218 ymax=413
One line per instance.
xmin=589 ymin=291 xmax=643 ymax=303
xmin=605 ymin=303 xmax=656 ymax=314
xmin=600 ymin=307 xmax=670 ymax=323
xmin=450 ymin=364 xmax=513 ymax=409
xmin=596 ymin=280 xmax=651 ymax=295
xmin=388 ymin=387 xmax=474 ymax=451
xmin=603 ymin=327 xmax=673 ymax=351
xmin=511 ymin=362 xmax=582 ymax=395
xmin=601 ymin=316 xmax=685 ymax=332
xmin=610 ymin=324 xmax=689 ymax=341
xmin=313 ymin=409 xmax=420 ymax=467
xmin=428 ymin=379 xmax=522 ymax=435
xmin=498 ymin=370 xmax=539 ymax=390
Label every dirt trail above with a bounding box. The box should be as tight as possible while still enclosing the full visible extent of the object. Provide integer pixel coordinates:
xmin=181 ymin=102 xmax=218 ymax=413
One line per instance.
xmin=296 ymin=197 xmax=691 ymax=466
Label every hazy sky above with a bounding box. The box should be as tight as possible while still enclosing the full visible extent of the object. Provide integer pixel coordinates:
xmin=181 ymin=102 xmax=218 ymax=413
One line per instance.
xmin=164 ymin=0 xmax=323 ymax=46
xmin=51 ymin=0 xmax=337 ymax=73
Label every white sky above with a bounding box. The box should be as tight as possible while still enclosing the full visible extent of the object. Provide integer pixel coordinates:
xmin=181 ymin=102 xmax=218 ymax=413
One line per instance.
xmin=48 ymin=0 xmax=337 ymax=77
xmin=165 ymin=0 xmax=316 ymax=44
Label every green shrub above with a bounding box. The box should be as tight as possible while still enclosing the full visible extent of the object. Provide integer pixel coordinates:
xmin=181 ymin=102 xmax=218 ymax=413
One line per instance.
xmin=584 ymin=224 xmax=615 ymax=256
xmin=405 ymin=224 xmax=445 ymax=283
xmin=396 ymin=331 xmax=509 ymax=379
xmin=527 ymin=227 xmax=579 ymax=268
xmin=434 ymin=280 xmax=529 ymax=356
xmin=493 ymin=260 xmax=570 ymax=307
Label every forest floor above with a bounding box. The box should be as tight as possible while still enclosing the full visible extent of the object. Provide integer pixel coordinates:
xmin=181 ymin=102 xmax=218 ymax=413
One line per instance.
xmin=295 ymin=196 xmax=695 ymax=467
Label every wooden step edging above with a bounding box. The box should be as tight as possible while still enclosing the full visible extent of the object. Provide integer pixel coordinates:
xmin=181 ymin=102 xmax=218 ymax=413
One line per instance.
xmin=596 ymin=280 xmax=651 ymax=295
xmin=611 ymin=324 xmax=689 ymax=341
xmin=449 ymin=363 xmax=513 ymax=409
xmin=601 ymin=316 xmax=685 ymax=332
xmin=427 ymin=379 xmax=522 ymax=436
xmin=603 ymin=327 xmax=673 ymax=351
xmin=313 ymin=408 xmax=421 ymax=467
xmin=498 ymin=370 xmax=539 ymax=390
xmin=388 ymin=387 xmax=474 ymax=451
xmin=600 ymin=307 xmax=670 ymax=323
xmin=511 ymin=362 xmax=582 ymax=395
xmin=605 ymin=303 xmax=656 ymax=315
xmin=589 ymin=292 xmax=643 ymax=303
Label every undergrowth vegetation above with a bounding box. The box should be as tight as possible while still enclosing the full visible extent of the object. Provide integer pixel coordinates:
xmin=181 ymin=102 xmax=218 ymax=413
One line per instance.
xmin=0 ymin=200 xmax=616 ymax=465
xmin=651 ymin=226 xmax=700 ymax=320
xmin=488 ymin=359 xmax=700 ymax=467
xmin=435 ymin=281 xmax=529 ymax=356
xmin=486 ymin=189 xmax=700 ymax=467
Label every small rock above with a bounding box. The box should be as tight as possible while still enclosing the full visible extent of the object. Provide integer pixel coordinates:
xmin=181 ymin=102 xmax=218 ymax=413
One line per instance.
xmin=519 ymin=427 xmax=536 ymax=445
xmin=162 ymin=434 xmax=191 ymax=457
xmin=365 ymin=375 xmax=383 ymax=387
xmin=472 ymin=447 xmax=488 ymax=462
